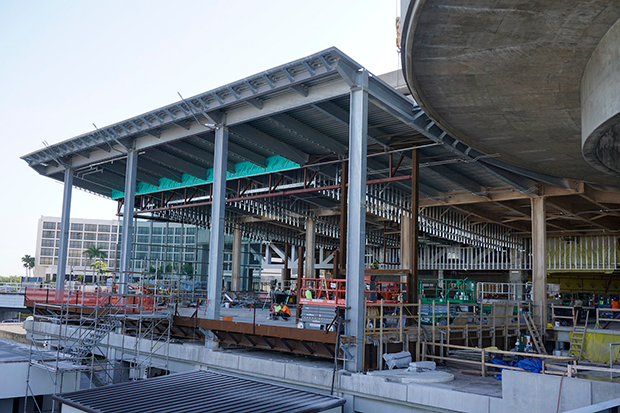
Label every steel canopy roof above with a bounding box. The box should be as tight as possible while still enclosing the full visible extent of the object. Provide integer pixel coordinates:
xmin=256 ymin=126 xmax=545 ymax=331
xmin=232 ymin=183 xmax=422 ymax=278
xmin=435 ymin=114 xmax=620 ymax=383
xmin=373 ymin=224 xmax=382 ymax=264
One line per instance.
xmin=21 ymin=48 xmax=620 ymax=240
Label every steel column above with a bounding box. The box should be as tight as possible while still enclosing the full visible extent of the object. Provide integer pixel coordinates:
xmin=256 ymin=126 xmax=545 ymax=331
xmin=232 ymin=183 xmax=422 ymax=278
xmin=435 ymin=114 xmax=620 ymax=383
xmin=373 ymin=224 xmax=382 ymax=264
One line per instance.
xmin=119 ymin=149 xmax=138 ymax=294
xmin=305 ymin=218 xmax=316 ymax=279
xmin=231 ymin=226 xmax=242 ymax=291
xmin=339 ymin=161 xmax=348 ymax=277
xmin=55 ymin=168 xmax=73 ymax=292
xmin=345 ymin=69 xmax=368 ymax=372
xmin=531 ymin=196 xmax=547 ymax=329
xmin=207 ymin=126 xmax=229 ymax=320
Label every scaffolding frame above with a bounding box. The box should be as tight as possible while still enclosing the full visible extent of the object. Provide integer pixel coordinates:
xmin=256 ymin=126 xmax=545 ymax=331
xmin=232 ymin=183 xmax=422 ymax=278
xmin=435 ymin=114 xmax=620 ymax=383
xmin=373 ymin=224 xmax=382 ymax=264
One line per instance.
xmin=24 ymin=288 xmax=172 ymax=413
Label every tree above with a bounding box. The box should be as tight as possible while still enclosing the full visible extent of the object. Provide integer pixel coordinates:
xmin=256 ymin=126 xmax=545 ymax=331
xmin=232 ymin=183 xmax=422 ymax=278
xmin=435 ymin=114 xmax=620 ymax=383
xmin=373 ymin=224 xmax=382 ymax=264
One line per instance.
xmin=91 ymin=260 xmax=110 ymax=285
xmin=83 ymin=246 xmax=108 ymax=261
xmin=83 ymin=246 xmax=108 ymax=283
xmin=182 ymin=263 xmax=194 ymax=278
xmin=21 ymin=255 xmax=35 ymax=278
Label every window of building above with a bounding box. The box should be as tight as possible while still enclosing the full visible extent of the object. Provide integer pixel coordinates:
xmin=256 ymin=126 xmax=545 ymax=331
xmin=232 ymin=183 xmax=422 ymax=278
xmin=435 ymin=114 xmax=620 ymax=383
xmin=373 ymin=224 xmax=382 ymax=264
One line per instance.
xmin=84 ymin=224 xmax=97 ymax=232
xmin=42 ymin=230 xmax=56 ymax=239
xmin=98 ymin=233 xmax=110 ymax=242
xmin=137 ymin=226 xmax=149 ymax=235
xmin=136 ymin=244 xmax=148 ymax=252
xmin=152 ymin=236 xmax=162 ymax=244
xmin=185 ymin=236 xmax=195 ymax=244
xmin=39 ymin=257 xmax=53 ymax=265
xmin=84 ymin=233 xmax=96 ymax=241
xmin=69 ymin=241 xmax=82 ymax=249
xmin=40 ymin=248 xmax=54 ymax=256
xmin=83 ymin=241 xmax=95 ymax=248
xmin=175 ymin=227 xmax=183 ymax=235
xmin=137 ymin=235 xmax=149 ymax=243
xmin=70 ymin=232 xmax=82 ymax=240
xmin=70 ymin=223 xmax=83 ymax=231
xmin=185 ymin=227 xmax=196 ymax=235
xmin=112 ymin=225 xmax=118 ymax=233
xmin=68 ymin=258 xmax=81 ymax=266
xmin=68 ymin=249 xmax=82 ymax=258
xmin=135 ymin=252 xmax=148 ymax=260
xmin=41 ymin=239 xmax=55 ymax=248
xmin=43 ymin=221 xmax=57 ymax=230
xmin=152 ymin=227 xmax=163 ymax=235
xmin=98 ymin=224 xmax=111 ymax=232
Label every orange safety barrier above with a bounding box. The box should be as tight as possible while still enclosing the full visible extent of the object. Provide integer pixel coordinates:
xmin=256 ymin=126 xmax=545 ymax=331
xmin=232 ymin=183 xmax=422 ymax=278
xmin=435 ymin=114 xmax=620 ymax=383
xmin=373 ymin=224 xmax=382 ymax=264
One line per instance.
xmin=299 ymin=277 xmax=407 ymax=307
xmin=24 ymin=288 xmax=158 ymax=312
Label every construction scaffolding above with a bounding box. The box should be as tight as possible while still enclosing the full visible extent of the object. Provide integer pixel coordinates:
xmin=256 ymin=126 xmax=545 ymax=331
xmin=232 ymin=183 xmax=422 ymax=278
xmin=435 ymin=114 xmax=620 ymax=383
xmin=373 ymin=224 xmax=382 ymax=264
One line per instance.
xmin=24 ymin=288 xmax=172 ymax=413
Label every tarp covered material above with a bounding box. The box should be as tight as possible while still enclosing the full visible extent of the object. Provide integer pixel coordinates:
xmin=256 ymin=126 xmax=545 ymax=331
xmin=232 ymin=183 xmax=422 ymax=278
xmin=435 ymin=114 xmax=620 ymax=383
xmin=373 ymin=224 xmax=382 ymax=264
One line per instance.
xmin=491 ymin=357 xmax=543 ymax=379
xmin=579 ymin=331 xmax=620 ymax=364
xmin=383 ymin=351 xmax=412 ymax=370
xmin=111 ymin=155 xmax=299 ymax=199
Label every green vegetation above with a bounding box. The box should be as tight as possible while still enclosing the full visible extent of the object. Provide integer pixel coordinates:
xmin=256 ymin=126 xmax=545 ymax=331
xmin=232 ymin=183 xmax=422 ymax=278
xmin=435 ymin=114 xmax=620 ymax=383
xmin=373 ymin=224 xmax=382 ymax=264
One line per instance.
xmin=21 ymin=254 xmax=35 ymax=277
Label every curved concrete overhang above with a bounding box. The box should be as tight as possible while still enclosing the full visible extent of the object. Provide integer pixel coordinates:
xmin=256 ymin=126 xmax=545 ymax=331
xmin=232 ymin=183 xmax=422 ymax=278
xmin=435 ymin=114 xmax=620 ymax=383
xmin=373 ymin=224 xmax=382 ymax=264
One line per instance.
xmin=401 ymin=0 xmax=620 ymax=185
xmin=582 ymin=17 xmax=620 ymax=176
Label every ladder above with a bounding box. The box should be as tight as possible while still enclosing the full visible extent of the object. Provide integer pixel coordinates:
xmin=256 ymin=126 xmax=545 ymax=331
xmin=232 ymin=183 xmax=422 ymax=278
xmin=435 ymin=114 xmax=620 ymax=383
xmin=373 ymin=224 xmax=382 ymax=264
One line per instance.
xmin=524 ymin=313 xmax=548 ymax=355
xmin=568 ymin=311 xmax=589 ymax=361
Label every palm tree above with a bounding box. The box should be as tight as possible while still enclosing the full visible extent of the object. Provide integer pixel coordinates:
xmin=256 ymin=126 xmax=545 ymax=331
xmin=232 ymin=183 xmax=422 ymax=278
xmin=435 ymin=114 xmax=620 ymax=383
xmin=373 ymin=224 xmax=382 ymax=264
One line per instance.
xmin=21 ymin=255 xmax=35 ymax=278
xmin=83 ymin=246 xmax=108 ymax=283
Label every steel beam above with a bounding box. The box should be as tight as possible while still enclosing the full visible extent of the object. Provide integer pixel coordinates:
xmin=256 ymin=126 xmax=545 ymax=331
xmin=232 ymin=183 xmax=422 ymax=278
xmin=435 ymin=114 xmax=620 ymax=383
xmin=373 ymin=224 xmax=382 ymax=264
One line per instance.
xmin=119 ymin=149 xmax=138 ymax=294
xmin=207 ymin=126 xmax=229 ymax=321
xmin=55 ymin=168 xmax=73 ymax=292
xmin=345 ymin=70 xmax=368 ymax=372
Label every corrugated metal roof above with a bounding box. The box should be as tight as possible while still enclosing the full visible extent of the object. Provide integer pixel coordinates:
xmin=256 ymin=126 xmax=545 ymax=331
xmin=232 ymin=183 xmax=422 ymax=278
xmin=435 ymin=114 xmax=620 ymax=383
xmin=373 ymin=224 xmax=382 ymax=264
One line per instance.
xmin=54 ymin=370 xmax=345 ymax=413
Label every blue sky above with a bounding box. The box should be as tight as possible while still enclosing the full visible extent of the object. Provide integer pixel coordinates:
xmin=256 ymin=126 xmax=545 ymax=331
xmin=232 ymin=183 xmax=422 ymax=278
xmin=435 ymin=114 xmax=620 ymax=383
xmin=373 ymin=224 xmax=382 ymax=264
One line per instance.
xmin=0 ymin=0 xmax=401 ymax=276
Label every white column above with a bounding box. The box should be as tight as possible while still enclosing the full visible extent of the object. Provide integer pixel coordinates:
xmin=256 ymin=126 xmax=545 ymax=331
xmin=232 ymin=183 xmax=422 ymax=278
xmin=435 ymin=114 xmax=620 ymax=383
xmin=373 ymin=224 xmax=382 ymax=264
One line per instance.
xmin=531 ymin=196 xmax=547 ymax=329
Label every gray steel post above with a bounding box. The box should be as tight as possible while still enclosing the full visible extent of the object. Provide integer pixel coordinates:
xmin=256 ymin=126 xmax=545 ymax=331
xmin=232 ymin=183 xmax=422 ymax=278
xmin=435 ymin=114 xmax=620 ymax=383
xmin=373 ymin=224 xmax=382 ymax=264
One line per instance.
xmin=345 ymin=69 xmax=369 ymax=372
xmin=119 ymin=149 xmax=138 ymax=294
xmin=207 ymin=126 xmax=229 ymax=320
xmin=55 ymin=168 xmax=73 ymax=292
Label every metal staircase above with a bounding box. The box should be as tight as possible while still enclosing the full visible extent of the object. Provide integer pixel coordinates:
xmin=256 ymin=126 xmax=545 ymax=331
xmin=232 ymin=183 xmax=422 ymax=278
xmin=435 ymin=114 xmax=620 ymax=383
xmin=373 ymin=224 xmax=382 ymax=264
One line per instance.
xmin=65 ymin=318 xmax=120 ymax=363
xmin=524 ymin=313 xmax=547 ymax=355
xmin=568 ymin=311 xmax=589 ymax=361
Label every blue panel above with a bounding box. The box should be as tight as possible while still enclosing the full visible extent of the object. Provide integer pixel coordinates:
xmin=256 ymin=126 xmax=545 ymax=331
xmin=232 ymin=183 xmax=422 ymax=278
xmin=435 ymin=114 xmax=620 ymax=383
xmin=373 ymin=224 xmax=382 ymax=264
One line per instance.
xmin=110 ymin=156 xmax=300 ymax=199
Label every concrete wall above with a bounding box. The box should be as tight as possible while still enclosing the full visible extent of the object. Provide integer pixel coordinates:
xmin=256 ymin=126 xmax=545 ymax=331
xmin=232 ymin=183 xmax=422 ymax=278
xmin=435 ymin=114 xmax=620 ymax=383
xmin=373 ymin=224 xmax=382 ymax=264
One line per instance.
xmin=29 ymin=321 xmax=620 ymax=413
xmin=582 ymin=17 xmax=620 ymax=176
xmin=0 ymin=361 xmax=78 ymax=399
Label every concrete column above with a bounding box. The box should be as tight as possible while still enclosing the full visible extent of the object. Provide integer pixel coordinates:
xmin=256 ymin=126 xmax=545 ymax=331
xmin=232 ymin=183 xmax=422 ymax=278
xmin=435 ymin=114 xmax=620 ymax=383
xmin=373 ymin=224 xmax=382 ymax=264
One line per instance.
xmin=231 ymin=226 xmax=242 ymax=291
xmin=345 ymin=69 xmax=369 ymax=372
xmin=531 ymin=196 xmax=547 ymax=329
xmin=305 ymin=218 xmax=316 ymax=279
xmin=55 ymin=168 xmax=73 ymax=292
xmin=410 ymin=149 xmax=419 ymax=304
xmin=206 ymin=126 xmax=229 ymax=321
xmin=119 ymin=149 xmax=138 ymax=294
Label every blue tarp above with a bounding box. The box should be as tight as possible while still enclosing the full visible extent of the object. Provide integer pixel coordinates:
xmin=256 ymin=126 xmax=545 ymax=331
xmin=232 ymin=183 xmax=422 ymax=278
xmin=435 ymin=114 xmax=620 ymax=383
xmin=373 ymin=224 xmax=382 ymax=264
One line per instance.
xmin=491 ymin=357 xmax=543 ymax=379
